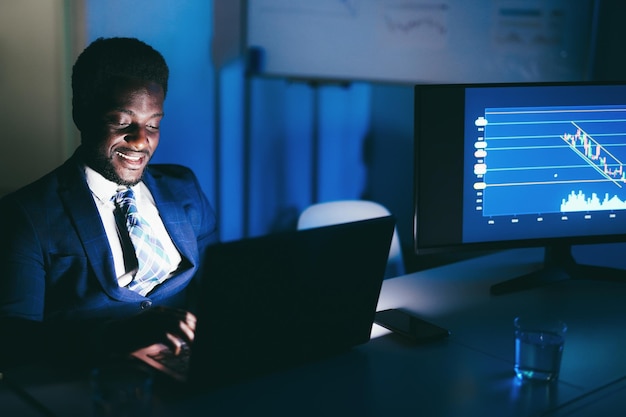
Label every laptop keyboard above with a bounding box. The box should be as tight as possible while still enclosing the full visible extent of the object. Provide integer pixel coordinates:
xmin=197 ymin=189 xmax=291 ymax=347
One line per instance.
xmin=147 ymin=345 xmax=191 ymax=374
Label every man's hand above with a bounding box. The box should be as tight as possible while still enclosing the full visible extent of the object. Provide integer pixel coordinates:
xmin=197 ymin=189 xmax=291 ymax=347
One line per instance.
xmin=103 ymin=306 xmax=197 ymax=356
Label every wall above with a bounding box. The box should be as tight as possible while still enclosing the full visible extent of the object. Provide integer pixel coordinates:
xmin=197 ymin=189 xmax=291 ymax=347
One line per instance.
xmin=592 ymin=0 xmax=626 ymax=81
xmin=0 ymin=0 xmax=77 ymax=197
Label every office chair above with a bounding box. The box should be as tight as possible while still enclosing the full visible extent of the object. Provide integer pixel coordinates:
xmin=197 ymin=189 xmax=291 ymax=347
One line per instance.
xmin=297 ymin=200 xmax=405 ymax=279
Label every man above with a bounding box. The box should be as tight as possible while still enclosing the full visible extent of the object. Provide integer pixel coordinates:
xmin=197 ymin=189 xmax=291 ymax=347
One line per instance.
xmin=0 ymin=37 xmax=217 ymax=369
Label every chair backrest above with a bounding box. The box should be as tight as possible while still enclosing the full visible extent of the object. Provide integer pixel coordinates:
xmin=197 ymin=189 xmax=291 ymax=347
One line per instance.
xmin=297 ymin=200 xmax=405 ymax=279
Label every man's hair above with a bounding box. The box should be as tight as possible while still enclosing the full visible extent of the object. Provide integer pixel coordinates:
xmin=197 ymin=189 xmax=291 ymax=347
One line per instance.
xmin=71 ymin=37 xmax=169 ymax=132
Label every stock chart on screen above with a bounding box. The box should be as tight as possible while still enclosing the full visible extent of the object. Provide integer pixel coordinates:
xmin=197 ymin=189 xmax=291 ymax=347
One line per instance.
xmin=478 ymin=105 xmax=626 ymax=217
xmin=459 ymin=83 xmax=626 ymax=244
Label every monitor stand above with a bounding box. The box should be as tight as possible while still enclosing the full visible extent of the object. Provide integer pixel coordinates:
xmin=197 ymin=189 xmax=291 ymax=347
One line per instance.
xmin=490 ymin=244 xmax=626 ymax=295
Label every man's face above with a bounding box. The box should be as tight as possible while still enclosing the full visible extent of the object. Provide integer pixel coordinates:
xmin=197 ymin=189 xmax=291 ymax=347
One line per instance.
xmin=82 ymin=78 xmax=165 ymax=186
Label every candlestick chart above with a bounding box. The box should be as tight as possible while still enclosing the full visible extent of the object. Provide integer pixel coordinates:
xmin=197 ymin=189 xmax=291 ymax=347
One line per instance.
xmin=478 ymin=105 xmax=626 ymax=217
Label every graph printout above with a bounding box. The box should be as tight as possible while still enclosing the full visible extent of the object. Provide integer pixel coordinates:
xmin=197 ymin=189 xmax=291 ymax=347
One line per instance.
xmin=463 ymin=84 xmax=626 ymax=243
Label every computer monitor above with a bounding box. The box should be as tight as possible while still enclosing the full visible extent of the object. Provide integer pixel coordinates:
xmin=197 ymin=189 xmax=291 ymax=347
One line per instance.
xmin=414 ymin=81 xmax=626 ymax=294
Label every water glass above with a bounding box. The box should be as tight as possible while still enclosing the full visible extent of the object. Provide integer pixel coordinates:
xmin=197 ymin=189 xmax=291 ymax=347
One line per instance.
xmin=514 ymin=316 xmax=567 ymax=382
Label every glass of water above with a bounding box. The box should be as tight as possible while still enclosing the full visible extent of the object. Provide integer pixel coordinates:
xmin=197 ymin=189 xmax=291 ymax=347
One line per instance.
xmin=514 ymin=316 xmax=567 ymax=382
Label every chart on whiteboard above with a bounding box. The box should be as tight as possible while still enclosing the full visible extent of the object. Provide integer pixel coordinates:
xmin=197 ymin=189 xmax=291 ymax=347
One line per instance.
xmin=246 ymin=0 xmax=594 ymax=83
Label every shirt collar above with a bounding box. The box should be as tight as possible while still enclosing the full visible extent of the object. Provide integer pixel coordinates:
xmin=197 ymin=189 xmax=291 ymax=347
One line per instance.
xmin=84 ymin=165 xmax=144 ymax=205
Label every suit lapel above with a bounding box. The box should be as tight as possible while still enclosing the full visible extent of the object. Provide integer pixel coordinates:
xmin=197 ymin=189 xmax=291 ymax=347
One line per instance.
xmin=57 ymin=155 xmax=144 ymax=301
xmin=143 ymin=169 xmax=198 ymax=270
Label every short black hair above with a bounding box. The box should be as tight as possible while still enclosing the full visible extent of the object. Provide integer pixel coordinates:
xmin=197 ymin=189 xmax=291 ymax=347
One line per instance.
xmin=71 ymin=37 xmax=169 ymax=132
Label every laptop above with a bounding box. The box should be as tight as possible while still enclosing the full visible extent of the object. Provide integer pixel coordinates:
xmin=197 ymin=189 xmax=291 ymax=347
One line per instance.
xmin=132 ymin=215 xmax=395 ymax=390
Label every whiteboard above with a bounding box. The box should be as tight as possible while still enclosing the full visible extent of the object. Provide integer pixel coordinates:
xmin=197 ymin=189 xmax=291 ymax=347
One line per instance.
xmin=245 ymin=0 xmax=597 ymax=84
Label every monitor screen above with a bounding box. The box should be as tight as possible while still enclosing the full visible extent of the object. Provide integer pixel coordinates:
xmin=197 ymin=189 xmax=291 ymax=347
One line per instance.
xmin=414 ymin=82 xmax=626 ymax=292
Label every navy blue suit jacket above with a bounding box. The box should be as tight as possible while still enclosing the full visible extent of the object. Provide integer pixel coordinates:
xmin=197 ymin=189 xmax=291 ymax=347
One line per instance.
xmin=0 ymin=149 xmax=218 ymax=325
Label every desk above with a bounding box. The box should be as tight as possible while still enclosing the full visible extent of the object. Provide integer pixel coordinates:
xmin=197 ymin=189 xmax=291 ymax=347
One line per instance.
xmin=4 ymin=248 xmax=626 ymax=416
xmin=1 ymin=374 xmax=55 ymax=417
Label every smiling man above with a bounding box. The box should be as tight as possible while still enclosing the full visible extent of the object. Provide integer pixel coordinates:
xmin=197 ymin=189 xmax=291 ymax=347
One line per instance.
xmin=86 ymin=78 xmax=164 ymax=185
xmin=0 ymin=38 xmax=218 ymax=369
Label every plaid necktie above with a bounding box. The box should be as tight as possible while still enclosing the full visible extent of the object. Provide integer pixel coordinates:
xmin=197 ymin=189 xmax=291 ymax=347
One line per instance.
xmin=114 ymin=187 xmax=172 ymax=296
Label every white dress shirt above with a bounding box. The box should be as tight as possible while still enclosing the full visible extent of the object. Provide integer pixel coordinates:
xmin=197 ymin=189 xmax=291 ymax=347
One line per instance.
xmin=84 ymin=166 xmax=183 ymax=287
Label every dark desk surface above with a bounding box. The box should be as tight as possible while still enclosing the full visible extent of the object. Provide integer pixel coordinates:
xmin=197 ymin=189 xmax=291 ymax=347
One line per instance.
xmin=5 ymin=247 xmax=626 ymax=416
xmin=1 ymin=376 xmax=50 ymax=417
